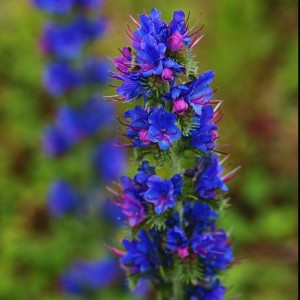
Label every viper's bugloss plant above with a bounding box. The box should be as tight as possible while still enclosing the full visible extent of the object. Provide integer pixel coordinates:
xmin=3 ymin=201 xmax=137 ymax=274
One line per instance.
xmin=108 ymin=9 xmax=240 ymax=300
xmin=34 ymin=0 xmax=126 ymax=218
xmin=34 ymin=0 xmax=128 ymax=297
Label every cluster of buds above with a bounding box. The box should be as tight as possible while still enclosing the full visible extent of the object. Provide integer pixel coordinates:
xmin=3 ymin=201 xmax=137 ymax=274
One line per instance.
xmin=109 ymin=8 xmax=239 ymax=300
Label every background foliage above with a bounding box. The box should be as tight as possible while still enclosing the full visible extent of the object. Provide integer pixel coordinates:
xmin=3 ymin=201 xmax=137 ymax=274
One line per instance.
xmin=0 ymin=0 xmax=298 ymax=299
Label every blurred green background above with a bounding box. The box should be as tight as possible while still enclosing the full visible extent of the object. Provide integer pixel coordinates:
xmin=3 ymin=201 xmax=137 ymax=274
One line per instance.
xmin=0 ymin=0 xmax=298 ymax=299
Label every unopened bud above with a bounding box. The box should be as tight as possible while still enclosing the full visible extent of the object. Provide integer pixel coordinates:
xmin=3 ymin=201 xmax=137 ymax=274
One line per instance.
xmin=173 ymin=98 xmax=188 ymax=115
xmin=162 ymin=68 xmax=174 ymax=82
xmin=167 ymin=32 xmax=184 ymax=52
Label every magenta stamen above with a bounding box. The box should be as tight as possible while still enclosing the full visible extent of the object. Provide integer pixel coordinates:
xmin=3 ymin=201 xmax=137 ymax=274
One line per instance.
xmin=190 ymin=35 xmax=204 ymax=48
xmin=212 ymin=149 xmax=229 ymax=155
xmin=222 ymin=166 xmax=241 ymax=183
xmin=188 ymin=25 xmax=205 ymax=38
xmin=129 ymin=15 xmax=141 ymax=28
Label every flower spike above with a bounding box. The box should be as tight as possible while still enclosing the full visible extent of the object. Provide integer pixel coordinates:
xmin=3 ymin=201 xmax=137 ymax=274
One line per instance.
xmin=109 ymin=8 xmax=239 ymax=300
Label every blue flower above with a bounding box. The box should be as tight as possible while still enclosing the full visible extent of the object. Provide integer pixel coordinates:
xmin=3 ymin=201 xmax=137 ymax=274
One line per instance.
xmin=148 ymin=108 xmax=181 ymax=150
xmin=163 ymin=57 xmax=185 ymax=73
xmin=33 ymin=0 xmax=75 ymax=14
xmin=186 ymin=71 xmax=215 ymax=114
xmin=136 ymin=162 xmax=157 ymax=187
xmin=113 ymin=47 xmax=132 ymax=74
xmin=41 ymin=22 xmax=85 ymax=59
xmin=170 ymin=174 xmax=183 ymax=196
xmin=144 ymin=175 xmax=177 ymax=214
xmin=78 ymin=98 xmax=114 ymax=135
xmin=42 ymin=126 xmax=73 ymax=156
xmin=101 ymin=200 xmax=126 ymax=227
xmin=183 ymin=201 xmax=218 ymax=234
xmin=120 ymin=162 xmax=155 ymax=195
xmin=121 ymin=229 xmax=161 ymax=275
xmin=82 ymin=58 xmax=110 ymax=85
xmin=43 ymin=98 xmax=114 ymax=156
xmin=134 ymin=169 xmax=152 ymax=187
xmin=55 ymin=99 xmax=113 ymax=142
xmin=194 ymin=154 xmax=228 ymax=199
xmin=132 ymin=8 xmax=168 ymax=51
xmin=92 ymin=140 xmax=127 ymax=182
xmin=61 ymin=258 xmax=119 ymax=296
xmin=124 ymin=106 xmax=151 ymax=147
xmin=43 ymin=62 xmax=80 ymax=97
xmin=76 ymin=0 xmax=102 ymax=10
xmin=137 ymin=34 xmax=166 ymax=77
xmin=115 ymin=162 xmax=157 ymax=226
xmin=56 ymin=105 xmax=87 ymax=141
xmin=115 ymin=74 xmax=149 ymax=102
xmin=169 ymin=11 xmax=188 ymax=37
xmin=75 ymin=16 xmax=107 ymax=41
xmin=138 ymin=161 xmax=156 ymax=176
xmin=191 ymin=230 xmax=233 ymax=274
xmin=190 ymin=105 xmax=218 ymax=152
xmin=163 ymin=71 xmax=214 ymax=115
xmin=135 ymin=34 xmax=184 ymax=78
xmin=33 ymin=0 xmax=102 ymax=14
xmin=121 ymin=194 xmax=146 ymax=227
xmin=41 ymin=18 xmax=107 ymax=59
xmin=186 ymin=279 xmax=226 ymax=300
xmin=166 ymin=212 xmax=180 ymax=229
xmin=131 ymin=9 xmax=192 ymax=53
xmin=47 ymin=180 xmax=80 ymax=217
xmin=120 ymin=171 xmax=149 ymax=206
xmin=168 ymin=11 xmax=191 ymax=50
xmin=166 ymin=226 xmax=188 ymax=259
xmin=120 ymin=176 xmax=142 ymax=199
xmin=162 ymin=84 xmax=190 ymax=102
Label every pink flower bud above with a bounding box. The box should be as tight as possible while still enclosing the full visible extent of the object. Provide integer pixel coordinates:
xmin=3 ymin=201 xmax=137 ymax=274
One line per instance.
xmin=162 ymin=68 xmax=174 ymax=82
xmin=139 ymin=129 xmax=150 ymax=143
xmin=173 ymin=98 xmax=189 ymax=115
xmin=167 ymin=32 xmax=184 ymax=52
xmin=178 ymin=247 xmax=189 ymax=259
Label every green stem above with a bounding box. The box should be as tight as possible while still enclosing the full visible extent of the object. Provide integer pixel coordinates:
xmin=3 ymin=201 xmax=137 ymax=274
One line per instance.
xmin=173 ymin=275 xmax=183 ymax=300
xmin=158 ymin=282 xmax=173 ymax=300
xmin=171 ymin=148 xmax=181 ymax=174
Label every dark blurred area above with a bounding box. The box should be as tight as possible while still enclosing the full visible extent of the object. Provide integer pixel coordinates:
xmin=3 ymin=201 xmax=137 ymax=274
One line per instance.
xmin=0 ymin=0 xmax=298 ymax=299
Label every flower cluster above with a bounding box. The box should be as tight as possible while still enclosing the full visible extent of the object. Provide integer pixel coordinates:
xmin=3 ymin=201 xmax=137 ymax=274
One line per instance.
xmin=122 ymin=103 xmax=220 ymax=153
xmin=113 ymin=161 xmax=182 ymax=227
xmin=110 ymin=9 xmax=202 ymax=101
xmin=123 ymin=106 xmax=181 ymax=150
xmin=35 ymin=0 xmax=127 ymax=216
xmin=109 ymin=8 xmax=239 ymax=300
xmin=35 ymin=1 xmax=128 ymax=299
xmin=110 ymin=10 xmax=222 ymax=155
xmin=111 ymin=161 xmax=233 ymax=297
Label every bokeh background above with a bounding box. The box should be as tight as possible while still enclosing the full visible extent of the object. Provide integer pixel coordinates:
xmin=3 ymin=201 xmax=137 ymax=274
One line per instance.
xmin=0 ymin=0 xmax=298 ymax=299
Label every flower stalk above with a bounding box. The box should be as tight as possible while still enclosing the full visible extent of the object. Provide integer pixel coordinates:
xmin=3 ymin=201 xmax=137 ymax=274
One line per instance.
xmin=107 ymin=8 xmax=239 ymax=300
xmin=33 ymin=0 xmax=128 ymax=297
